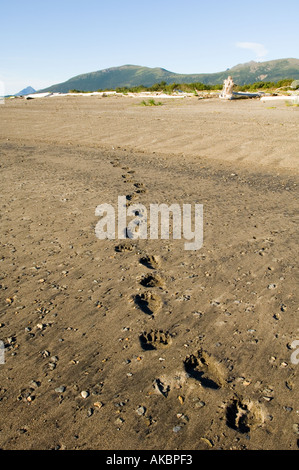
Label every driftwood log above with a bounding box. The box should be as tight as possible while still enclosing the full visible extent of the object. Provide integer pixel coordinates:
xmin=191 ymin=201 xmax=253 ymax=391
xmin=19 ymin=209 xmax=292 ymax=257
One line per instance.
xmin=219 ymin=76 xmax=262 ymax=100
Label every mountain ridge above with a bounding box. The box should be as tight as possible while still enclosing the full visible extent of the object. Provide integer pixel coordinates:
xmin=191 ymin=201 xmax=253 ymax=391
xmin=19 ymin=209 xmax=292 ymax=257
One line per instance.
xmin=40 ymin=58 xmax=299 ymax=93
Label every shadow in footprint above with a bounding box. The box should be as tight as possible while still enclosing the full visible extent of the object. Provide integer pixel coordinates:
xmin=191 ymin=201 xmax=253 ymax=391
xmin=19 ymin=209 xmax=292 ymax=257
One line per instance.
xmin=184 ymin=351 xmax=224 ymax=390
xmin=140 ymin=274 xmax=165 ymax=288
xmin=139 ymin=329 xmax=171 ymax=350
xmin=115 ymin=243 xmax=135 ymax=252
xmin=139 ymin=255 xmax=161 ymax=270
xmin=226 ymin=399 xmax=251 ymax=433
xmin=134 ymin=292 xmax=161 ymax=315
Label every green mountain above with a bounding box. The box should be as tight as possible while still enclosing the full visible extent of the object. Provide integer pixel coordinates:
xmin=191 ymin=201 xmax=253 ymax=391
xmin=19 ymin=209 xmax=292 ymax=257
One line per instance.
xmin=41 ymin=59 xmax=299 ymax=93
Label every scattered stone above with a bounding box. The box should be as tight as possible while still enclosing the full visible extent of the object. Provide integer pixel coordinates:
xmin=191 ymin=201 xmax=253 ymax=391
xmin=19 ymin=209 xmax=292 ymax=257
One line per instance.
xmin=115 ymin=402 xmax=125 ymax=408
xmin=243 ymin=380 xmax=251 ymax=387
xmin=30 ymin=380 xmax=41 ymax=388
xmin=263 ymin=396 xmax=273 ymax=402
xmin=178 ymin=414 xmax=189 ymax=423
xmin=193 ymin=398 xmax=205 ymax=409
xmin=7 ymin=336 xmax=16 ymax=345
xmin=136 ymin=406 xmax=146 ymax=416
xmin=283 ymin=406 xmax=293 ymax=412
xmin=285 ymin=380 xmax=293 ymax=391
xmin=81 ymin=390 xmax=89 ymax=399
xmin=200 ymin=437 xmax=213 ymax=448
xmin=268 ymin=284 xmax=277 ymax=290
xmin=173 ymin=425 xmax=182 ymax=433
xmin=55 ymin=386 xmax=65 ymax=393
xmin=94 ymin=401 xmax=103 ymax=409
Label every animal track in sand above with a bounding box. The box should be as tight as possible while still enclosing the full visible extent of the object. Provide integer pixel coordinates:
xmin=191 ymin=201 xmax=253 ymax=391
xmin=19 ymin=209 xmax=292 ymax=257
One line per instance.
xmin=133 ymin=182 xmax=145 ymax=189
xmin=139 ymin=255 xmax=161 ymax=269
xmin=140 ymin=273 xmax=165 ymax=288
xmin=110 ymin=161 xmax=121 ymax=167
xmin=225 ymin=398 xmax=265 ymax=433
xmin=139 ymin=329 xmax=172 ymax=350
xmin=184 ymin=349 xmax=226 ymax=390
xmin=125 ymin=194 xmax=136 ymax=202
xmin=134 ymin=292 xmax=162 ymax=315
xmin=115 ymin=243 xmax=136 ymax=252
xmin=135 ymin=188 xmax=147 ymax=194
xmin=153 ymin=378 xmax=170 ymax=398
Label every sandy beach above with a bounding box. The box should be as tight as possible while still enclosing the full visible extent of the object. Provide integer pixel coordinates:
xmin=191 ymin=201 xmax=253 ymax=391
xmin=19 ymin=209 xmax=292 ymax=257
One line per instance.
xmin=0 ymin=94 xmax=298 ymax=450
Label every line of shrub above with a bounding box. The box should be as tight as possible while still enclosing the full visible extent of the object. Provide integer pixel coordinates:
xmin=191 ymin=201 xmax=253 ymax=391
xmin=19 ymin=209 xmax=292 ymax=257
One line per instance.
xmin=69 ymin=78 xmax=296 ymax=94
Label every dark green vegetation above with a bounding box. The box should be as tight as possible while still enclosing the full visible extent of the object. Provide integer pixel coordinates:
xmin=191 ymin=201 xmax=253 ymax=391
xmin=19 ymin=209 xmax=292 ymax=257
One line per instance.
xmin=40 ymin=59 xmax=299 ymax=94
xmin=67 ymin=78 xmax=295 ymax=95
xmin=234 ymin=78 xmax=294 ymax=92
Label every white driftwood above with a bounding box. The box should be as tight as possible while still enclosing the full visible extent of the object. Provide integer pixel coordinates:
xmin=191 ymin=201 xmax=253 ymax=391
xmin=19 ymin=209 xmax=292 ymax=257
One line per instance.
xmin=219 ymin=76 xmax=263 ymax=100
xmin=219 ymin=76 xmax=235 ymax=100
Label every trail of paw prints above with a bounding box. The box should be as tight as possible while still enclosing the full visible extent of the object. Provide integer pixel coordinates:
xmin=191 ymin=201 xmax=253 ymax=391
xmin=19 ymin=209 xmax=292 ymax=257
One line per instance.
xmin=182 ymin=348 xmax=267 ymax=437
xmin=133 ymin=250 xmax=181 ymax=405
xmin=111 ymin=158 xmax=174 ymax=404
xmin=133 ymin=253 xmax=166 ymax=319
xmin=110 ymin=159 xmax=266 ymax=440
xmin=111 ymin=161 xmax=172 ymax=356
xmin=110 ymin=159 xmax=164 ymax=320
xmin=109 ymin=157 xmax=147 ymax=206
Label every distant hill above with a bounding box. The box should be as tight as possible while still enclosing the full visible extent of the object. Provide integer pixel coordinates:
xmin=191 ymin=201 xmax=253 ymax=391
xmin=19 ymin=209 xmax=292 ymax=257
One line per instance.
xmin=15 ymin=86 xmax=36 ymax=96
xmin=40 ymin=59 xmax=299 ymax=93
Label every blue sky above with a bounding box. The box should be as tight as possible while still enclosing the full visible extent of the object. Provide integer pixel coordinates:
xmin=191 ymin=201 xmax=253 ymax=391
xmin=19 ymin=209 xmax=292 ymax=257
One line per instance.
xmin=1 ymin=0 xmax=299 ymax=94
